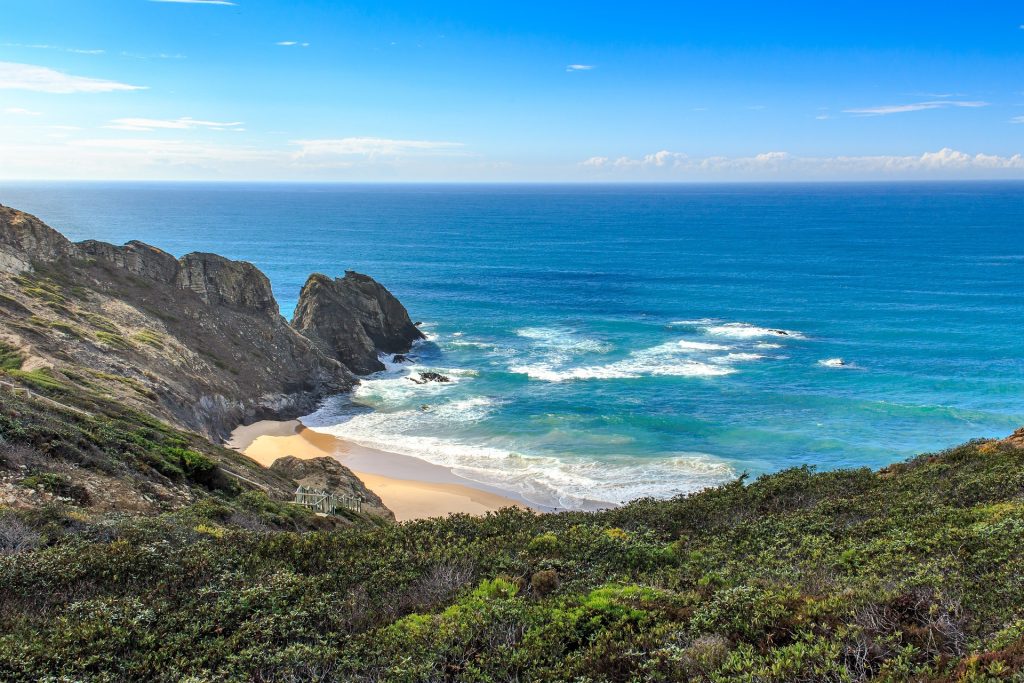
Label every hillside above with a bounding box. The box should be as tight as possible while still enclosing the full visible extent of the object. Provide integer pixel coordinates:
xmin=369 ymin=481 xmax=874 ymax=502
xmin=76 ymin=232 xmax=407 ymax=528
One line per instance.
xmin=0 ymin=204 xmax=419 ymax=516
xmin=1 ymin=432 xmax=1023 ymax=680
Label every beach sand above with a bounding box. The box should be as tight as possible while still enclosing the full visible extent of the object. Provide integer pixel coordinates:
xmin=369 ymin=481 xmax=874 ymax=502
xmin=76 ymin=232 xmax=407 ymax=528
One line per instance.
xmin=227 ymin=420 xmax=531 ymax=521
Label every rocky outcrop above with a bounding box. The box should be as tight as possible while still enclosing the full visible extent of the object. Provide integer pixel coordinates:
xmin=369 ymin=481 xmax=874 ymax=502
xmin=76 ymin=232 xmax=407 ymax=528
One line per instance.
xmin=269 ymin=455 xmax=394 ymax=520
xmin=0 ymin=207 xmax=76 ymax=267
xmin=292 ymin=271 xmax=425 ymax=375
xmin=177 ymin=253 xmax=280 ymax=316
xmin=77 ymin=240 xmax=181 ymax=284
xmin=0 ymin=204 xmax=367 ymax=440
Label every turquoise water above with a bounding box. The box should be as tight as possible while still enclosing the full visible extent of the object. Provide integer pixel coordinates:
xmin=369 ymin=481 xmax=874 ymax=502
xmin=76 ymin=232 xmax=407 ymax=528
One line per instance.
xmin=3 ymin=182 xmax=1023 ymax=507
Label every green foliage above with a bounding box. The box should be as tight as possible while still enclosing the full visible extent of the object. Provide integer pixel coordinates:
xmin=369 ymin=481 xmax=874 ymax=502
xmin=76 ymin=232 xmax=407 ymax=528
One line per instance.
xmin=5 ymin=368 xmax=68 ymax=393
xmin=132 ymin=329 xmax=165 ymax=349
xmin=19 ymin=472 xmax=90 ymax=504
xmin=94 ymin=330 xmax=132 ymax=350
xmin=0 ymin=342 xmax=23 ymax=371
xmin=1 ymin=437 xmax=1024 ymax=680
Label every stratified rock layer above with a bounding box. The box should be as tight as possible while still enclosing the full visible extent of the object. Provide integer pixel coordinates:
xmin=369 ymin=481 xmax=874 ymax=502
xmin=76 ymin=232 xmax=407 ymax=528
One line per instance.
xmin=0 ymin=205 xmax=362 ymax=439
xmin=292 ymin=271 xmax=425 ymax=374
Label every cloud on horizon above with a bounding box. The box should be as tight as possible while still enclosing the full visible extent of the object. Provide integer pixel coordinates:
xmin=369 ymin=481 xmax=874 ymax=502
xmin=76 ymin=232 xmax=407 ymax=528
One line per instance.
xmin=0 ymin=62 xmax=145 ymax=94
xmin=3 ymin=107 xmax=42 ymax=116
xmin=844 ymin=101 xmax=988 ymax=116
xmin=276 ymin=41 xmax=310 ymax=47
xmin=581 ymin=148 xmax=1024 ymax=178
xmin=291 ymin=137 xmax=465 ymax=164
xmin=566 ymin=64 xmax=594 ymax=72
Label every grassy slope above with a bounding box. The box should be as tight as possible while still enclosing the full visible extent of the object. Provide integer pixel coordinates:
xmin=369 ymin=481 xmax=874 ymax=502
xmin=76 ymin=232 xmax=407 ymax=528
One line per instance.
xmin=1 ymin=434 xmax=1023 ymax=681
xmin=0 ymin=353 xmax=378 ymax=529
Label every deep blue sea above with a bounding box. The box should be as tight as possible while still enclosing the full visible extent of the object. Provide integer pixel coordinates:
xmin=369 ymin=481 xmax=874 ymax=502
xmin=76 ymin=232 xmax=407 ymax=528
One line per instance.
xmin=2 ymin=182 xmax=1023 ymax=508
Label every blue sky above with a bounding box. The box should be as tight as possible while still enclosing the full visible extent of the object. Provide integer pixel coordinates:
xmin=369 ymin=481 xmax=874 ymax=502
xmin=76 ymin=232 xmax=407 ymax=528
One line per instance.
xmin=1 ymin=0 xmax=1023 ymax=180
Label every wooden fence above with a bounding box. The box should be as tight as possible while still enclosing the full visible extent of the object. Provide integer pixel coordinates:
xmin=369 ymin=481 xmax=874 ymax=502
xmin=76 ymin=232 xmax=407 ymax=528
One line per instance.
xmin=294 ymin=485 xmax=363 ymax=515
xmin=0 ymin=379 xmax=94 ymax=418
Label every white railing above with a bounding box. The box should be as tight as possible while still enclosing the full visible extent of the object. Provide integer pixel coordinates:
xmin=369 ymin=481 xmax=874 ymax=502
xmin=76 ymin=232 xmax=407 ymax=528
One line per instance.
xmin=294 ymin=485 xmax=362 ymax=514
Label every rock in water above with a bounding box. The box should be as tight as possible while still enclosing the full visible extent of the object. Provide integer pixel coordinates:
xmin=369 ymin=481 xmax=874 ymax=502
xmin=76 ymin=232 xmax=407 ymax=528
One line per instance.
xmin=408 ymin=371 xmax=450 ymax=384
xmin=292 ymin=271 xmax=425 ymax=375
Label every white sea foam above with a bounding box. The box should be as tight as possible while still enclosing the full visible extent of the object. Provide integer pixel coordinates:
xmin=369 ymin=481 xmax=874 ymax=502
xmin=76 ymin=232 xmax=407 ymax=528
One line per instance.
xmin=668 ymin=318 xmax=717 ymax=327
xmin=818 ymin=357 xmax=854 ymax=368
xmin=676 ymin=340 xmax=731 ymax=351
xmin=705 ymin=322 xmax=805 ymax=339
xmin=510 ymin=340 xmax=737 ymax=383
xmin=755 ymin=342 xmax=783 ymax=349
xmin=303 ymin=395 xmax=735 ymax=508
xmin=712 ymin=352 xmax=765 ymax=363
xmin=515 ymin=326 xmax=613 ymax=355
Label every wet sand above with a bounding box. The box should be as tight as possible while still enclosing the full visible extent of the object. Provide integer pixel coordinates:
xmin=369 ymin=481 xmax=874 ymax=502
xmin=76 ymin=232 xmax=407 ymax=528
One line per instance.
xmin=227 ymin=420 xmax=533 ymax=521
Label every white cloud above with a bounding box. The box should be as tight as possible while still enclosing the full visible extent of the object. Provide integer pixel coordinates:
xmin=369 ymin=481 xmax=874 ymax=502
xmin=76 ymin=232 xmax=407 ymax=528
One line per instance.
xmin=0 ymin=135 xmax=473 ymax=180
xmin=291 ymin=137 xmax=464 ymax=161
xmin=0 ymin=62 xmax=145 ymax=94
xmin=844 ymin=100 xmax=988 ymax=116
xmin=2 ymin=43 xmax=105 ymax=55
xmin=566 ymin=64 xmax=594 ymax=72
xmin=580 ymin=148 xmax=1024 ymax=178
xmin=3 ymin=107 xmax=41 ymax=116
xmin=148 ymin=0 xmax=237 ymax=5
xmin=1012 ymin=116 xmax=1024 ymax=124
xmin=276 ymin=41 xmax=310 ymax=47
xmin=121 ymin=51 xmax=187 ymax=60
xmin=105 ymin=117 xmax=244 ymax=132
xmin=588 ymin=150 xmax=690 ymax=169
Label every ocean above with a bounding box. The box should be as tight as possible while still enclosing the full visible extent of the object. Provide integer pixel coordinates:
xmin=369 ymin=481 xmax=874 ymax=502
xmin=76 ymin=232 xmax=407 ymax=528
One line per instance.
xmin=2 ymin=182 xmax=1022 ymax=508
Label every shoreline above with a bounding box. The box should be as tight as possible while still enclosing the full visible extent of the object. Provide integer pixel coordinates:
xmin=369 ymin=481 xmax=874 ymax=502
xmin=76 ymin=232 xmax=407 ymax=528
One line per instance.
xmin=227 ymin=419 xmax=541 ymax=521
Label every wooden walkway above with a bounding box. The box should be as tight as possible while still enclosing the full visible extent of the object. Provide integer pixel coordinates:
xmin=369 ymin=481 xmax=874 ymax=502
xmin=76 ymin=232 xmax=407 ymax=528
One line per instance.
xmin=0 ymin=379 xmax=94 ymax=418
xmin=294 ymin=485 xmax=363 ymax=514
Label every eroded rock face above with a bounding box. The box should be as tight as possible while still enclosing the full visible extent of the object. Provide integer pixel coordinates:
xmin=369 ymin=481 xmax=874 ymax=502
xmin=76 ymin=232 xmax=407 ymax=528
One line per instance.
xmin=0 ymin=206 xmax=76 ymax=265
xmin=0 ymin=204 xmax=356 ymax=440
xmin=77 ymin=240 xmax=181 ymax=284
xmin=269 ymin=455 xmax=394 ymax=520
xmin=292 ymin=271 xmax=425 ymax=375
xmin=177 ymin=253 xmax=280 ymax=316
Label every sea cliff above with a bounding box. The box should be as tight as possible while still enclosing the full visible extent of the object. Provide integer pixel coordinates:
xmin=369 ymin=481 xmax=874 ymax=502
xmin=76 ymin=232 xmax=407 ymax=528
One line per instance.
xmin=0 ymin=204 xmax=421 ymax=440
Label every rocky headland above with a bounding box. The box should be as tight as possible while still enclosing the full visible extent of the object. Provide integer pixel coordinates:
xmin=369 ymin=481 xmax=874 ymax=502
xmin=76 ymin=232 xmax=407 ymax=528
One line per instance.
xmin=0 ymin=204 xmax=421 ymax=517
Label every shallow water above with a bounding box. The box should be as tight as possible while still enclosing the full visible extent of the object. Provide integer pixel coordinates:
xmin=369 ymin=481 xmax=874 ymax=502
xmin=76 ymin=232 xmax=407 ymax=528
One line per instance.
xmin=4 ymin=182 xmax=1023 ymax=508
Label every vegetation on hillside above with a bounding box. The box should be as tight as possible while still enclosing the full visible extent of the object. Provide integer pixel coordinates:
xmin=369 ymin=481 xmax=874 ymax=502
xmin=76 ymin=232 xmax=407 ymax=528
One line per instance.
xmin=1 ymin=429 xmax=1023 ymax=681
xmin=0 ymin=361 xmax=374 ymax=528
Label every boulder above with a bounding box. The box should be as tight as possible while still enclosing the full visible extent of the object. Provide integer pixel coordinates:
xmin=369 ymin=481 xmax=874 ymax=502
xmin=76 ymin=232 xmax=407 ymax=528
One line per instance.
xmin=292 ymin=271 xmax=424 ymax=375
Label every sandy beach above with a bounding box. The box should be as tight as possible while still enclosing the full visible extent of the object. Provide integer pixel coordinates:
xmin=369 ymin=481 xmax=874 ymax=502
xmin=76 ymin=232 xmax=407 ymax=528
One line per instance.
xmin=227 ymin=419 xmax=532 ymax=521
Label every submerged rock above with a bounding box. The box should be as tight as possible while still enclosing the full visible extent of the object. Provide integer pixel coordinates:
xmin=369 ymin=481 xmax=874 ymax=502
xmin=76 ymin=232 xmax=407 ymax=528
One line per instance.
xmin=292 ymin=271 xmax=424 ymax=375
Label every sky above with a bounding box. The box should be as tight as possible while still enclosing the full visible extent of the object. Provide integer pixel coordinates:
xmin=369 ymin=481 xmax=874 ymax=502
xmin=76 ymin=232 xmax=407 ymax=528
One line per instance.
xmin=0 ymin=0 xmax=1023 ymax=181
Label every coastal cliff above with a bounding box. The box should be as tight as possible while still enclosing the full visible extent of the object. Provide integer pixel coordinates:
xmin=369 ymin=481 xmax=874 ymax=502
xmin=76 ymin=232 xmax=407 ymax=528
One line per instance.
xmin=0 ymin=204 xmax=419 ymax=517
xmin=0 ymin=205 xmax=419 ymax=440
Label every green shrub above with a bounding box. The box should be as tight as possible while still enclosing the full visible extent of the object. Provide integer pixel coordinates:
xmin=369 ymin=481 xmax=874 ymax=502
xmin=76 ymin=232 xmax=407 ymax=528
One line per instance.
xmin=95 ymin=331 xmax=132 ymax=350
xmin=0 ymin=342 xmax=23 ymax=371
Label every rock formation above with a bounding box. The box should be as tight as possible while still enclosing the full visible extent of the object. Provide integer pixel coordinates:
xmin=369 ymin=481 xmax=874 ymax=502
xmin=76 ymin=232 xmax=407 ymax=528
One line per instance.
xmin=292 ymin=271 xmax=425 ymax=374
xmin=269 ymin=455 xmax=394 ymax=520
xmin=0 ymin=205 xmax=418 ymax=441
